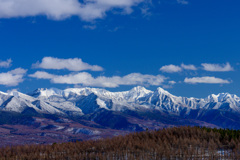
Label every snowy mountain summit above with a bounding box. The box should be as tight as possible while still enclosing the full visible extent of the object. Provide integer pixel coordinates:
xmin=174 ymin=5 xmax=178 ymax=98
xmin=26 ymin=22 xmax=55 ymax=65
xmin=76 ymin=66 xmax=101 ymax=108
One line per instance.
xmin=0 ymin=86 xmax=237 ymax=116
xmin=1 ymin=86 xmax=240 ymax=130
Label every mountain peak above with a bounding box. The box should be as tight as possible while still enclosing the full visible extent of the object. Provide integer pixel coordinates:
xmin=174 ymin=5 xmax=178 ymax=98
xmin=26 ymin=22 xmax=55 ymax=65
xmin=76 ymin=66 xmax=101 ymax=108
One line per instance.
xmin=130 ymin=86 xmax=151 ymax=93
xmin=28 ymin=88 xmax=64 ymax=98
xmin=1 ymin=86 xmax=240 ymax=117
xmin=207 ymin=93 xmax=239 ymax=102
xmin=155 ymin=87 xmax=171 ymax=95
xmin=131 ymin=86 xmax=146 ymax=90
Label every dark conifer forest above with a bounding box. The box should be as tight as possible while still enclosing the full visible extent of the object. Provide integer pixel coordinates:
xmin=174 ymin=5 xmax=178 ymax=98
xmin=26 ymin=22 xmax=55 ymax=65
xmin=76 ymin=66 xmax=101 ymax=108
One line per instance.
xmin=1 ymin=126 xmax=240 ymax=159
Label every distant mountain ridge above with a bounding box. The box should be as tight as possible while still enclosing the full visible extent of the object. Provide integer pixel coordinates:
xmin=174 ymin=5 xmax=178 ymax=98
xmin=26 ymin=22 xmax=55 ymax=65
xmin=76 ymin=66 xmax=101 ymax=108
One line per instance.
xmin=1 ymin=86 xmax=240 ymax=146
xmin=3 ymin=86 xmax=239 ymax=114
xmin=1 ymin=86 xmax=240 ymax=130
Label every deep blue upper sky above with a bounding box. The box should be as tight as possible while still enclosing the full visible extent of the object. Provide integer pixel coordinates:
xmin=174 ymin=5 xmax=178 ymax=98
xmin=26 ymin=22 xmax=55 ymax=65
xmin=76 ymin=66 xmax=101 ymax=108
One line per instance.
xmin=0 ymin=0 xmax=239 ymax=98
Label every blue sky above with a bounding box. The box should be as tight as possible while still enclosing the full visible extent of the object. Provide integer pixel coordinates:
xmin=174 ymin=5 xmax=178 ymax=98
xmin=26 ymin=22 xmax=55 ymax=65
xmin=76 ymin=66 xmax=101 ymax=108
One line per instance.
xmin=0 ymin=0 xmax=239 ymax=98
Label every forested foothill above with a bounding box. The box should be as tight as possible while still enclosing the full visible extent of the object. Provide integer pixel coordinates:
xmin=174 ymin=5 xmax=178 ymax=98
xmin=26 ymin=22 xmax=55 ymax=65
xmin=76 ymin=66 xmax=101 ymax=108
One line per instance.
xmin=1 ymin=126 xmax=240 ymax=159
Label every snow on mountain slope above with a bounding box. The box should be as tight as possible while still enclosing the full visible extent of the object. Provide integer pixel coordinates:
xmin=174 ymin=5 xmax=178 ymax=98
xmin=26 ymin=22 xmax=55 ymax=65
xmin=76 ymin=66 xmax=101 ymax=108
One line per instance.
xmin=0 ymin=90 xmax=83 ymax=116
xmin=95 ymin=86 xmax=153 ymax=102
xmin=30 ymin=86 xmax=240 ymax=114
xmin=29 ymin=88 xmax=64 ymax=98
xmin=138 ymin=87 xmax=206 ymax=114
xmin=0 ymin=92 xmax=12 ymax=108
xmin=206 ymin=93 xmax=240 ymax=103
xmin=30 ymin=86 xmax=152 ymax=102
xmin=0 ymin=86 xmax=240 ymax=117
xmin=28 ymin=86 xmax=154 ymax=113
xmin=204 ymin=93 xmax=240 ymax=111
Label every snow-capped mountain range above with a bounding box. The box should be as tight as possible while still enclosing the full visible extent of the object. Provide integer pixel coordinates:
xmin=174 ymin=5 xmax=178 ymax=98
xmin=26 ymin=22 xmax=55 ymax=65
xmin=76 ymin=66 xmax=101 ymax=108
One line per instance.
xmin=0 ymin=86 xmax=239 ymax=116
xmin=2 ymin=85 xmax=240 ymax=145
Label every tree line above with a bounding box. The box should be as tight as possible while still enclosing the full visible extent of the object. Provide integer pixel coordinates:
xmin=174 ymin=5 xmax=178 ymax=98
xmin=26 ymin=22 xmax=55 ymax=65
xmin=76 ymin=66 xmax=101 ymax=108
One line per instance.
xmin=1 ymin=126 xmax=240 ymax=159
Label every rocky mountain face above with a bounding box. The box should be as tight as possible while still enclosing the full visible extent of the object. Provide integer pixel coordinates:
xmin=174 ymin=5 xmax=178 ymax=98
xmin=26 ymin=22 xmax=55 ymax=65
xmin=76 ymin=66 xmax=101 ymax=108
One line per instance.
xmin=0 ymin=86 xmax=240 ymax=146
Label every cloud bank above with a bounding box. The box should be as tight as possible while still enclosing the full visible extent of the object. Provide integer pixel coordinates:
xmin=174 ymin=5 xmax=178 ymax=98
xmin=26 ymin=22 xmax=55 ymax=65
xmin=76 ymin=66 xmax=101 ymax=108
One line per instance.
xmin=29 ymin=71 xmax=166 ymax=88
xmin=0 ymin=57 xmax=233 ymax=89
xmin=160 ymin=62 xmax=233 ymax=73
xmin=159 ymin=64 xmax=182 ymax=73
xmin=0 ymin=0 xmax=145 ymax=21
xmin=160 ymin=63 xmax=197 ymax=73
xmin=0 ymin=68 xmax=27 ymax=86
xmin=184 ymin=76 xmax=230 ymax=84
xmin=33 ymin=57 xmax=103 ymax=71
xmin=201 ymin=63 xmax=234 ymax=72
xmin=0 ymin=59 xmax=12 ymax=68
xmin=181 ymin=63 xmax=197 ymax=70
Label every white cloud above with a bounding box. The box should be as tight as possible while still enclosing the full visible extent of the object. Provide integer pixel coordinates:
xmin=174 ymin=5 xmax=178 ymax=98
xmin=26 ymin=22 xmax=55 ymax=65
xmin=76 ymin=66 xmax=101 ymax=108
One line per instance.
xmin=33 ymin=57 xmax=103 ymax=71
xmin=168 ymin=81 xmax=176 ymax=85
xmin=29 ymin=71 xmax=166 ymax=88
xmin=181 ymin=63 xmax=197 ymax=70
xmin=184 ymin=76 xmax=230 ymax=84
xmin=0 ymin=68 xmax=27 ymax=86
xmin=28 ymin=71 xmax=56 ymax=79
xmin=0 ymin=59 xmax=12 ymax=68
xmin=0 ymin=0 xmax=145 ymax=21
xmin=160 ymin=64 xmax=182 ymax=73
xmin=9 ymin=68 xmax=27 ymax=74
xmin=201 ymin=62 xmax=234 ymax=72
